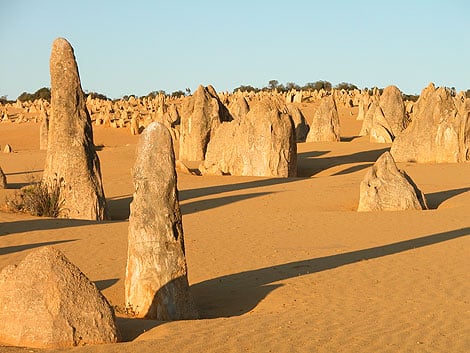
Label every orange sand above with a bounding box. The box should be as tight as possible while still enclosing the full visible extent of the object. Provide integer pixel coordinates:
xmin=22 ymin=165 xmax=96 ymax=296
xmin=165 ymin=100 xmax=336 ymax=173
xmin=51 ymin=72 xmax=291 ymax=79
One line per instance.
xmin=0 ymin=104 xmax=468 ymax=352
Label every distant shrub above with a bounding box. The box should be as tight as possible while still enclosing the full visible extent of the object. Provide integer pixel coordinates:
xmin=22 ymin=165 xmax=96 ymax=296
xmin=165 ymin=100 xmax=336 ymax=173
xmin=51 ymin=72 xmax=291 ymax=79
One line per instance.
xmin=86 ymin=91 xmax=110 ymax=101
xmin=142 ymin=90 xmax=166 ymax=99
xmin=233 ymin=85 xmax=260 ymax=93
xmin=403 ymin=94 xmax=419 ymax=102
xmin=171 ymin=90 xmax=185 ymax=98
xmin=268 ymin=80 xmax=279 ymax=90
xmin=335 ymin=82 xmax=358 ymax=91
xmin=17 ymin=87 xmax=51 ymax=102
xmin=302 ymin=80 xmax=332 ymax=91
xmin=285 ymin=82 xmax=301 ymax=91
xmin=35 ymin=87 xmax=51 ymax=101
xmin=0 ymin=95 xmax=10 ymax=104
xmin=121 ymin=95 xmax=136 ymax=101
xmin=17 ymin=92 xmax=34 ymax=102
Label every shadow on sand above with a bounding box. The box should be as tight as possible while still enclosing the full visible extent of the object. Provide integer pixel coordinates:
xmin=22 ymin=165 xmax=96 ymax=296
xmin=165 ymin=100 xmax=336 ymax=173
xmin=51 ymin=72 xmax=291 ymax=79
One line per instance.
xmin=425 ymin=187 xmax=470 ymax=209
xmin=181 ymin=192 xmax=275 ymax=215
xmin=179 ymin=177 xmax=301 ymax=202
xmin=4 ymin=169 xmax=43 ymax=177
xmin=0 ymin=239 xmax=77 ymax=256
xmin=0 ymin=218 xmax=99 ymax=237
xmin=191 ymin=227 xmax=469 ymax=318
xmin=116 ymin=317 xmax=164 ymax=342
xmin=297 ymin=147 xmax=389 ymax=177
xmin=108 ymin=182 xmax=289 ymax=220
xmin=94 ymin=278 xmax=120 ymax=291
xmin=107 ymin=147 xmax=390 ymax=219
xmin=4 ymin=182 xmax=31 ymax=189
xmin=107 ymin=195 xmax=133 ymax=221
xmin=331 ymin=163 xmax=373 ymax=176
xmin=340 ymin=136 xmax=361 ymax=142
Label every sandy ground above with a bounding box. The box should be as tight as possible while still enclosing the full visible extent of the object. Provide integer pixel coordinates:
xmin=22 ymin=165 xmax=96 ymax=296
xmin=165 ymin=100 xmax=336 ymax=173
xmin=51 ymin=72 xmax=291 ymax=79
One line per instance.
xmin=0 ymin=104 xmax=469 ymax=352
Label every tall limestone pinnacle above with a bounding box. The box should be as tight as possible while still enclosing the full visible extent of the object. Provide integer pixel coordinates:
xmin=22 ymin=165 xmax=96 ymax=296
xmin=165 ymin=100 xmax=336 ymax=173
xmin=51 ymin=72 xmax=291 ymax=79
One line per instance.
xmin=125 ymin=122 xmax=198 ymax=320
xmin=43 ymin=37 xmax=108 ymax=220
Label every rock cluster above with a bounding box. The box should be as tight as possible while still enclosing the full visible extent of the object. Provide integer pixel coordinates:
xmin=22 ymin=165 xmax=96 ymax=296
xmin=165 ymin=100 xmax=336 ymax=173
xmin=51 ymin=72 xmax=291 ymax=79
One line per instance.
xmin=391 ymin=83 xmax=470 ymax=163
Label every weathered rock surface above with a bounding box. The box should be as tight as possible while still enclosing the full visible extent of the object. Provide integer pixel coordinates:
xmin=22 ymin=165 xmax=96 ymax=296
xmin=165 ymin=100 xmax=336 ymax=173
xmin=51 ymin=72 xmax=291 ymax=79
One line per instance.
xmin=306 ymin=95 xmax=340 ymax=142
xmin=287 ymin=104 xmax=309 ymax=142
xmin=43 ymin=37 xmax=108 ymax=220
xmin=360 ymin=98 xmax=379 ymax=136
xmin=378 ymin=85 xmax=408 ymax=138
xmin=391 ymin=83 xmax=470 ymax=163
xmin=179 ymin=85 xmax=230 ymax=161
xmin=130 ymin=113 xmax=139 ymax=135
xmin=369 ymin=106 xmax=394 ymax=143
xmin=357 ymin=151 xmax=427 ymax=211
xmin=0 ymin=247 xmax=119 ymax=348
xmin=202 ymin=101 xmax=297 ymax=177
xmin=228 ymin=95 xmax=250 ymax=120
xmin=356 ymin=91 xmax=370 ymax=121
xmin=39 ymin=112 xmax=49 ymax=150
xmin=126 ymin=122 xmax=198 ymax=320
xmin=0 ymin=166 xmax=6 ymax=188
xmin=367 ymin=85 xmax=409 ymax=143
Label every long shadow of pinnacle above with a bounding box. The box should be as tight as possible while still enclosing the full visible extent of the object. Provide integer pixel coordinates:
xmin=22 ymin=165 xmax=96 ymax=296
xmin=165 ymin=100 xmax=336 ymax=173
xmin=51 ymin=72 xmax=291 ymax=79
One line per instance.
xmin=191 ymin=227 xmax=469 ymax=318
xmin=0 ymin=239 xmax=77 ymax=256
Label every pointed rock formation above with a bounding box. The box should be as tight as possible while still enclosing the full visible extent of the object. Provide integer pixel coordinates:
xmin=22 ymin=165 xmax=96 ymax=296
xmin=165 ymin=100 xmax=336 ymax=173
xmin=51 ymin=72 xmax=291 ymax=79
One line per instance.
xmin=39 ymin=111 xmax=49 ymax=150
xmin=228 ymin=95 xmax=250 ymax=120
xmin=357 ymin=152 xmax=427 ymax=211
xmin=306 ymin=95 xmax=340 ymax=142
xmin=43 ymin=37 xmax=108 ymax=220
xmin=360 ymin=98 xmax=378 ymax=136
xmin=287 ymin=104 xmax=309 ymax=142
xmin=369 ymin=107 xmax=394 ymax=143
xmin=130 ymin=113 xmax=139 ymax=135
xmin=126 ymin=122 xmax=198 ymax=320
xmin=378 ymin=85 xmax=408 ymax=138
xmin=356 ymin=95 xmax=367 ymax=121
xmin=202 ymin=101 xmax=297 ymax=177
xmin=391 ymin=83 xmax=470 ymax=163
xmin=368 ymin=85 xmax=409 ymax=143
xmin=0 ymin=247 xmax=118 ymax=348
xmin=179 ymin=85 xmax=230 ymax=161
xmin=0 ymin=166 xmax=6 ymax=188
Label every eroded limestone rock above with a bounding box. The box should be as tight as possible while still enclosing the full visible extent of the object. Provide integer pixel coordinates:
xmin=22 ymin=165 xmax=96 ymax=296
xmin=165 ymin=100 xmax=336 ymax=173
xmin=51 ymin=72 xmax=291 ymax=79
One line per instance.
xmin=0 ymin=247 xmax=118 ymax=348
xmin=43 ymin=37 xmax=108 ymax=220
xmin=391 ymin=83 xmax=470 ymax=163
xmin=306 ymin=95 xmax=340 ymax=142
xmin=179 ymin=85 xmax=230 ymax=161
xmin=357 ymin=151 xmax=427 ymax=211
xmin=202 ymin=101 xmax=297 ymax=177
xmin=125 ymin=122 xmax=198 ymax=320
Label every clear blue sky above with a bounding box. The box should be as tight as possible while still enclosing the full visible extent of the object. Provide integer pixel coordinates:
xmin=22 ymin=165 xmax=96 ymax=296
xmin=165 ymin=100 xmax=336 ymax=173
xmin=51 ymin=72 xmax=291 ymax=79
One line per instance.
xmin=1 ymin=0 xmax=469 ymax=100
